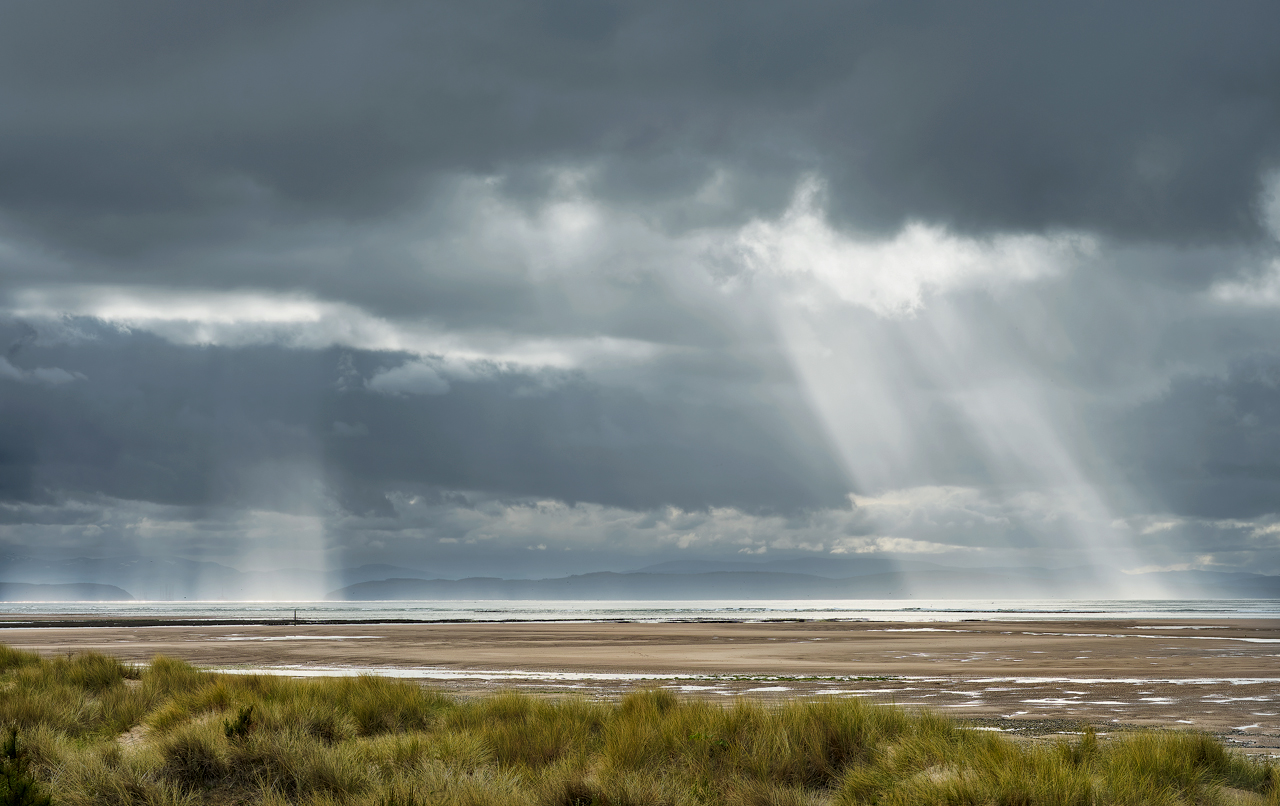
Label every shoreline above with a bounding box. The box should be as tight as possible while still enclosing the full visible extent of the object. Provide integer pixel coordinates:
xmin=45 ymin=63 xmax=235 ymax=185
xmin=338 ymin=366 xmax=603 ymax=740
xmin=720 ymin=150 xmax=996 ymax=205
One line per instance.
xmin=2 ymin=616 xmax=1280 ymax=634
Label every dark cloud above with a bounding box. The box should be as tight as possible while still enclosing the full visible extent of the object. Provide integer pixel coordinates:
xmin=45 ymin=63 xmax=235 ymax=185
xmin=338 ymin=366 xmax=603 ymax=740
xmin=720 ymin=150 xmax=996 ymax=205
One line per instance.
xmin=0 ymin=320 xmax=848 ymax=515
xmin=1115 ymin=355 xmax=1280 ymax=520
xmin=1 ymin=0 xmax=1278 ymax=271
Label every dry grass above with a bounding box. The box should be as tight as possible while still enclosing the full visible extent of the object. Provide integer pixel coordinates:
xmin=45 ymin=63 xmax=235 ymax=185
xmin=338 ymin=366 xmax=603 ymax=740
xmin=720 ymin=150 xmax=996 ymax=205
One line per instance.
xmin=1 ymin=644 xmax=1277 ymax=805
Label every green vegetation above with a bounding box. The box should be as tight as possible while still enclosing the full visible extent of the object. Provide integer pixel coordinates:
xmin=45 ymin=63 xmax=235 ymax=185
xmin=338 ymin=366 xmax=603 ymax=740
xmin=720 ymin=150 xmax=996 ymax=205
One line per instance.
xmin=1 ymin=644 xmax=1277 ymax=805
xmin=2 ymin=726 xmax=52 ymax=806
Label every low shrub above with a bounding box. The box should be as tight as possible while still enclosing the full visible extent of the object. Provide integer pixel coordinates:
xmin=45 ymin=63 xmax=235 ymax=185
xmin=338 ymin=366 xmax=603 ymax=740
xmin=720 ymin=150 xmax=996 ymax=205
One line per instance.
xmin=223 ymin=703 xmax=255 ymax=741
xmin=0 ymin=728 xmax=52 ymax=806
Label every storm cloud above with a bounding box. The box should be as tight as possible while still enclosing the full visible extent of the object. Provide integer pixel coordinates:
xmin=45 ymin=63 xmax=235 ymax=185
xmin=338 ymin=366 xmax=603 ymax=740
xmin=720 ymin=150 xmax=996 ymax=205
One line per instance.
xmin=2 ymin=1 xmax=1280 ymax=579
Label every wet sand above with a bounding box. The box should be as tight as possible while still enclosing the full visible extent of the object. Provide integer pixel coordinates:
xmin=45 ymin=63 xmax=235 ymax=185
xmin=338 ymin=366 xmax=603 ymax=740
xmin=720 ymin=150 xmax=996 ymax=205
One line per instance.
xmin=4 ymin=618 xmax=1278 ymax=755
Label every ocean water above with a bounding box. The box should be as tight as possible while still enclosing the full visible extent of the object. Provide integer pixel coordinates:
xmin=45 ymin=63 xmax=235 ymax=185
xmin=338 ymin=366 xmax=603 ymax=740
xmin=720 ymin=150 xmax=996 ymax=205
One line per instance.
xmin=1 ymin=598 xmax=1278 ymax=623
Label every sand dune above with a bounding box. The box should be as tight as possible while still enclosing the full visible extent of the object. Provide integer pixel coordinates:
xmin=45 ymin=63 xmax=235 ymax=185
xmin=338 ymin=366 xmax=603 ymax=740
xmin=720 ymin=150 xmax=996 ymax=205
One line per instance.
xmin=4 ymin=616 xmax=1279 ymax=753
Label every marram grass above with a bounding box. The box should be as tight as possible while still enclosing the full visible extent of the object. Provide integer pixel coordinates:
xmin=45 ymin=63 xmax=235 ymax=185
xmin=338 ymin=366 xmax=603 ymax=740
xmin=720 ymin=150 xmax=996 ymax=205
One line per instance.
xmin=1 ymin=644 xmax=1277 ymax=805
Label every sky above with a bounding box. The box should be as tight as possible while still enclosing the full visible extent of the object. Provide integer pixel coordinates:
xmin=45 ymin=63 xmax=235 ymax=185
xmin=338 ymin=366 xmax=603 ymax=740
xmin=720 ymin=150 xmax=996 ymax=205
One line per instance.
xmin=3 ymin=1 xmax=1280 ymax=581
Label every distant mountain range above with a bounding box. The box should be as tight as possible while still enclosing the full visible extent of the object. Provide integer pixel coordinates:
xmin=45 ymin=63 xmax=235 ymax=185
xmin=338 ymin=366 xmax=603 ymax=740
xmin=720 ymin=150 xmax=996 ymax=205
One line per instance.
xmin=2 ymin=554 xmax=1276 ymax=602
xmin=0 ymin=555 xmax=426 ymax=601
xmin=0 ymin=582 xmax=133 ymax=601
xmin=328 ymin=566 xmax=1280 ymax=601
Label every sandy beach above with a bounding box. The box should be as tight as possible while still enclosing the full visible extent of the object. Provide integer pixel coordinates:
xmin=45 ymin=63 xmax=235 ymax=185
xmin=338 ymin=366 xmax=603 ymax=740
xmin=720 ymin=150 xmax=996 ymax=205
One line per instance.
xmin=4 ymin=617 xmax=1278 ymax=755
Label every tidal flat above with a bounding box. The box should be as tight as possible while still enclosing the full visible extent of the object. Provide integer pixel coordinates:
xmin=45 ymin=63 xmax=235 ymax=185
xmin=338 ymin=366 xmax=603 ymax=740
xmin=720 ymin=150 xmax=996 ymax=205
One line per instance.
xmin=2 ymin=643 xmax=1279 ymax=805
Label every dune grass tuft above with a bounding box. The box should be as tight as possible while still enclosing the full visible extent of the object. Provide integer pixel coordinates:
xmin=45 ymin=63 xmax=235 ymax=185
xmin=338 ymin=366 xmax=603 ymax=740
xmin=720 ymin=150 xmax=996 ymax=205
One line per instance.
xmin=2 ymin=644 xmax=1277 ymax=805
xmin=0 ymin=644 xmax=41 ymax=673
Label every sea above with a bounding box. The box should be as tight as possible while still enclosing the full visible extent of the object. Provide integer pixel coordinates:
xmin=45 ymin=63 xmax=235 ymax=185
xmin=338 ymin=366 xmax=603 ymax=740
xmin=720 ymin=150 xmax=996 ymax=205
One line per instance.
xmin=2 ymin=598 xmax=1278 ymax=623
